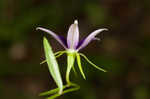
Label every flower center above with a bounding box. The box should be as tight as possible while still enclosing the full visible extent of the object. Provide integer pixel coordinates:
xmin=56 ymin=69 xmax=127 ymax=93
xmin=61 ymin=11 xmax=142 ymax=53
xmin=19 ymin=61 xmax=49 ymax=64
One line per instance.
xmin=67 ymin=49 xmax=77 ymax=54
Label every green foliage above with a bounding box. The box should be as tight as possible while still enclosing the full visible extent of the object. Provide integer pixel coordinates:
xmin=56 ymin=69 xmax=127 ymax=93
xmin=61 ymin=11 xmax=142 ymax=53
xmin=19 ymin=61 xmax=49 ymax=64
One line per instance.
xmin=43 ymin=37 xmax=63 ymax=94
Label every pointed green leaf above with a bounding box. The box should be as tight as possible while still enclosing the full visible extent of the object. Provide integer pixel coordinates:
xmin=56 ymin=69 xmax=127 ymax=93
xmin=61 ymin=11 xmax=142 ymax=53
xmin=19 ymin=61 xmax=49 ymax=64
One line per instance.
xmin=76 ymin=53 xmax=86 ymax=79
xmin=43 ymin=37 xmax=63 ymax=94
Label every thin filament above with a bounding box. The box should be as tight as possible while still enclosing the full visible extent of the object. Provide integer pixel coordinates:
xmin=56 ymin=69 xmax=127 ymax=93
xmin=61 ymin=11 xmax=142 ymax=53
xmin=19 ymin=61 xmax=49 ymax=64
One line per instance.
xmin=40 ymin=51 xmax=66 ymax=65
xmin=55 ymin=51 xmax=66 ymax=58
xmin=79 ymin=53 xmax=107 ymax=72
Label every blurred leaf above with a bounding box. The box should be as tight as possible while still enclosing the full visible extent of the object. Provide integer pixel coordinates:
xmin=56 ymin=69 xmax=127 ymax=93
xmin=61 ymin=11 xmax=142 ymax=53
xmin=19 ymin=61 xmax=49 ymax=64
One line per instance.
xmin=43 ymin=37 xmax=63 ymax=94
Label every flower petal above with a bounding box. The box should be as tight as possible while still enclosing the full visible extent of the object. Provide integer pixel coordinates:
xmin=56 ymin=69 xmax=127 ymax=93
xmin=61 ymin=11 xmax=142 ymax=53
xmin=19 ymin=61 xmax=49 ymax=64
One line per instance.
xmin=67 ymin=20 xmax=79 ymax=49
xmin=76 ymin=37 xmax=100 ymax=49
xmin=77 ymin=28 xmax=108 ymax=51
xmin=36 ymin=27 xmax=67 ymax=49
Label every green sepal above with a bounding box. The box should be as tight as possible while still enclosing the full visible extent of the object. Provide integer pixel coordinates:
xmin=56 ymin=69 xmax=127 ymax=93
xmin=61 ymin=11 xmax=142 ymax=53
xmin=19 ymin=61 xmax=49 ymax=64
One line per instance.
xmin=79 ymin=53 xmax=107 ymax=72
xmin=54 ymin=51 xmax=64 ymax=56
xmin=66 ymin=52 xmax=76 ymax=85
xmin=55 ymin=51 xmax=66 ymax=58
xmin=76 ymin=53 xmax=86 ymax=79
xmin=40 ymin=51 xmax=66 ymax=65
xmin=40 ymin=60 xmax=47 ymax=64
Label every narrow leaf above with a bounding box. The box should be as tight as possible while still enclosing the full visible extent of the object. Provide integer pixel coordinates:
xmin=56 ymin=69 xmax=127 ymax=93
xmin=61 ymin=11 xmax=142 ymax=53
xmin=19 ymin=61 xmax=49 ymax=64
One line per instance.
xmin=43 ymin=37 xmax=63 ymax=94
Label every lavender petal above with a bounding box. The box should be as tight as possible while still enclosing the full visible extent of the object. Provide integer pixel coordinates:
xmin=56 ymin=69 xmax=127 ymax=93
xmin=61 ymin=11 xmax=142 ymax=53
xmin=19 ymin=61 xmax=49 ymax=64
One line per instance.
xmin=76 ymin=39 xmax=85 ymax=49
xmin=59 ymin=36 xmax=68 ymax=48
xmin=76 ymin=37 xmax=100 ymax=49
xmin=67 ymin=20 xmax=79 ymax=49
xmin=36 ymin=27 xmax=67 ymax=49
xmin=77 ymin=28 xmax=108 ymax=51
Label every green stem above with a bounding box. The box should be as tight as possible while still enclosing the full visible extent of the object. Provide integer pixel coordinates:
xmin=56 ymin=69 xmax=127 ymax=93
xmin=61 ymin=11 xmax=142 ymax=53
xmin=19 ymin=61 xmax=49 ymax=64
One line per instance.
xmin=66 ymin=68 xmax=71 ymax=85
xmin=46 ymin=83 xmax=80 ymax=99
xmin=39 ymin=85 xmax=68 ymax=96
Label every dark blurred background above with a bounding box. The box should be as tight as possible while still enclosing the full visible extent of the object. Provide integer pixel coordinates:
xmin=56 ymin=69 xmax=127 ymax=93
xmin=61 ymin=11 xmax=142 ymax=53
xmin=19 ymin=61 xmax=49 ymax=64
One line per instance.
xmin=0 ymin=0 xmax=150 ymax=99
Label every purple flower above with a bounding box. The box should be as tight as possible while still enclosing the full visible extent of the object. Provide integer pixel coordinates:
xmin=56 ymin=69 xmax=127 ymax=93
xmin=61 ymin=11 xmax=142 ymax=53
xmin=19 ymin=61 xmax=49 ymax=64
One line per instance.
xmin=36 ymin=20 xmax=107 ymax=52
xmin=38 ymin=20 xmax=108 ymax=82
